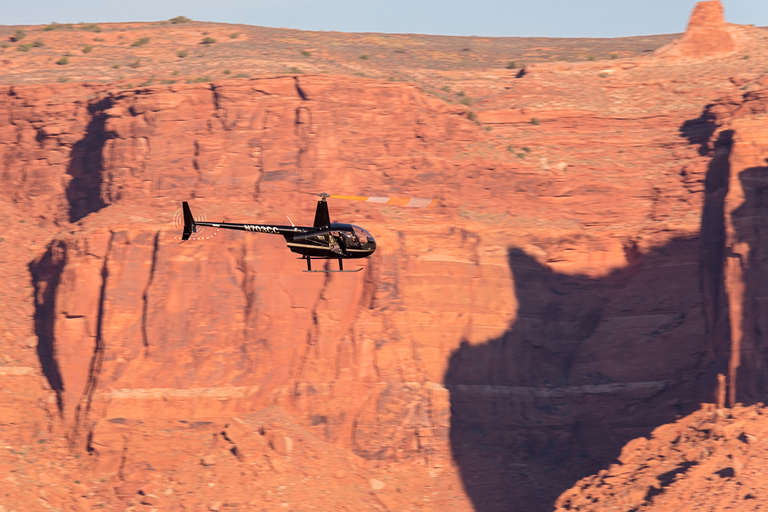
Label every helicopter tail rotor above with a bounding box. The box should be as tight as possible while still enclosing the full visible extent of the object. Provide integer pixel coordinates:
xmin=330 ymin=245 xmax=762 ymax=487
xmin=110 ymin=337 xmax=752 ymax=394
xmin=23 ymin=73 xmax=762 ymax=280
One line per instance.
xmin=181 ymin=201 xmax=196 ymax=241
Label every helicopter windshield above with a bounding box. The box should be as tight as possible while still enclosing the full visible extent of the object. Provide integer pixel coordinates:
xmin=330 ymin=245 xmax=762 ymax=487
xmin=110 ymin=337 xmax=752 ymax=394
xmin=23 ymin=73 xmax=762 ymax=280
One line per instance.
xmin=353 ymin=227 xmax=373 ymax=245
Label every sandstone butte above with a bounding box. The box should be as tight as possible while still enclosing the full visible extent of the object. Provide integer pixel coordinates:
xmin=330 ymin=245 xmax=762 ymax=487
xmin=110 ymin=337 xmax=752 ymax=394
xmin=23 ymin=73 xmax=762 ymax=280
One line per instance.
xmin=1 ymin=1 xmax=768 ymax=511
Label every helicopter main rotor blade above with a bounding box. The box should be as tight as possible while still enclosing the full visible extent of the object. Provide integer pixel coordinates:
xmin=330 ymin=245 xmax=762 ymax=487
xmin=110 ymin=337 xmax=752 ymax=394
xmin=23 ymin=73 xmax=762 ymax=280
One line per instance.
xmin=329 ymin=195 xmax=438 ymax=209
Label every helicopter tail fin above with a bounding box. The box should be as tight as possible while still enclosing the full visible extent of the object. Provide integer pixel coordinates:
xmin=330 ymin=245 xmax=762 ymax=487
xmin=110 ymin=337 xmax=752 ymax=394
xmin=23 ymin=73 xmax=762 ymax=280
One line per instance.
xmin=181 ymin=201 xmax=196 ymax=241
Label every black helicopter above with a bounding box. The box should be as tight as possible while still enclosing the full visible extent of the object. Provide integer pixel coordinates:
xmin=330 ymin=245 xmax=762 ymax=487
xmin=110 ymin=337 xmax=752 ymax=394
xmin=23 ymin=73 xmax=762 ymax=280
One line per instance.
xmin=181 ymin=193 xmax=436 ymax=272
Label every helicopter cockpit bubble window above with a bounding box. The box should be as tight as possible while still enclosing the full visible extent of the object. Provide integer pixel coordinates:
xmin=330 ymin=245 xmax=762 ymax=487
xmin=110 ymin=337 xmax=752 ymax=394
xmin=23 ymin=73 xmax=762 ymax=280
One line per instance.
xmin=353 ymin=226 xmax=373 ymax=245
xmin=341 ymin=231 xmax=361 ymax=248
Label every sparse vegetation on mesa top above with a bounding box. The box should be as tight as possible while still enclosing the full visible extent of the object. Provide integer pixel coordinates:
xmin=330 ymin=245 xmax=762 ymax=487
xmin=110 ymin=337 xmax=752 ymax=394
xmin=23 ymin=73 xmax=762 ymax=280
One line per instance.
xmin=177 ymin=50 xmax=188 ymax=58
xmin=506 ymin=61 xmax=517 ymax=69
xmin=186 ymin=75 xmax=212 ymax=83
xmin=80 ymin=23 xmax=102 ymax=32
xmin=201 ymin=37 xmax=216 ymax=45
xmin=16 ymin=39 xmax=44 ymax=52
xmin=11 ymin=29 xmax=26 ymax=42
xmin=359 ymin=54 xmax=369 ymax=60
xmin=82 ymin=45 xmax=92 ymax=54
xmin=285 ymin=66 xmax=303 ymax=74
xmin=132 ymin=37 xmax=150 ymax=47
xmin=56 ymin=57 xmax=69 ymax=65
xmin=230 ymin=32 xmax=240 ymax=39
xmin=169 ymin=16 xmax=192 ymax=24
xmin=43 ymin=22 xmax=73 ymax=31
xmin=301 ymin=50 xmax=311 ymax=57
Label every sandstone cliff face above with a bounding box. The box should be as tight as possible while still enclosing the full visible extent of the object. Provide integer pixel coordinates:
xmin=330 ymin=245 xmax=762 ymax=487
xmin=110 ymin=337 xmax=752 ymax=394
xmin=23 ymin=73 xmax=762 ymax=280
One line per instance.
xmin=10 ymin=72 xmax=718 ymax=511
xmin=21 ymin=76 xmax=517 ymax=463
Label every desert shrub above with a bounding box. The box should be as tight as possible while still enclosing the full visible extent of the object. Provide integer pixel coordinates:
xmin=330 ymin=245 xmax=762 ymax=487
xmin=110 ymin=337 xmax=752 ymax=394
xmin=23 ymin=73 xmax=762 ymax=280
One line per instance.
xmin=441 ymin=85 xmax=451 ymax=92
xmin=160 ymin=79 xmax=176 ymax=84
xmin=43 ymin=22 xmax=72 ymax=31
xmin=233 ymin=73 xmax=250 ymax=78
xmin=359 ymin=54 xmax=369 ymax=60
xmin=132 ymin=37 xmax=150 ymax=47
xmin=467 ymin=111 xmax=477 ymax=122
xmin=1 ymin=43 xmax=9 ymax=49
xmin=58 ymin=77 xmax=70 ymax=83
xmin=598 ymin=72 xmax=608 ymax=78
xmin=169 ymin=16 xmax=191 ymax=23
xmin=17 ymin=44 xmax=31 ymax=52
xmin=286 ymin=66 xmax=302 ymax=74
xmin=139 ymin=78 xmax=154 ymax=86
xmin=32 ymin=39 xmax=44 ymax=47
xmin=56 ymin=56 xmax=69 ymax=65
xmin=223 ymin=69 xmax=231 ymax=75
xmin=112 ymin=64 xmax=120 ymax=69
xmin=531 ymin=117 xmax=540 ymax=125
xmin=230 ymin=32 xmax=240 ymax=39
xmin=177 ymin=50 xmax=188 ymax=58
xmin=128 ymin=59 xmax=141 ymax=68
xmin=82 ymin=45 xmax=92 ymax=54
xmin=186 ymin=75 xmax=212 ymax=83
xmin=506 ymin=61 xmax=517 ymax=69
xmin=610 ymin=53 xmax=619 ymax=59
xmin=460 ymin=97 xmax=472 ymax=107
xmin=201 ymin=37 xmax=216 ymax=45
xmin=80 ymin=23 xmax=102 ymax=32
xmin=301 ymin=50 xmax=311 ymax=57
xmin=12 ymin=29 xmax=26 ymax=42
xmin=587 ymin=55 xmax=595 ymax=61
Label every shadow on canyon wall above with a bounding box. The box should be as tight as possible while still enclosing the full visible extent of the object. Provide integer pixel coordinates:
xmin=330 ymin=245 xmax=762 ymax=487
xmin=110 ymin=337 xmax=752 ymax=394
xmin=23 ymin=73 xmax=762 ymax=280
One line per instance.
xmin=445 ymin=111 xmax=768 ymax=511
xmin=65 ymin=97 xmax=113 ymax=222
xmin=29 ymin=242 xmax=66 ymax=415
xmin=728 ymin=163 xmax=768 ymax=404
xmin=444 ymin=238 xmax=714 ymax=511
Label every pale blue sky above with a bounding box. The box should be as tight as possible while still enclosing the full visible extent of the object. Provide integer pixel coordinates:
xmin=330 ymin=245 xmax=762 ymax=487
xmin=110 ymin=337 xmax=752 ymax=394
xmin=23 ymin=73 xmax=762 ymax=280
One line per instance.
xmin=4 ymin=1 xmax=768 ymax=38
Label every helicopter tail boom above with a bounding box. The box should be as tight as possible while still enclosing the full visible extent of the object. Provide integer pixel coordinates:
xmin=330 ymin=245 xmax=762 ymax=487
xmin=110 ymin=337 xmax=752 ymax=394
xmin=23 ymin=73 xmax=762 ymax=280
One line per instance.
xmin=181 ymin=201 xmax=196 ymax=241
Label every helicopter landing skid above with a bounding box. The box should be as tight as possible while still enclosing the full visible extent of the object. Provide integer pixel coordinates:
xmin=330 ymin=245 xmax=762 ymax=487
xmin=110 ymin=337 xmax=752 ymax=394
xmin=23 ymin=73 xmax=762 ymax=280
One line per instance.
xmin=301 ymin=256 xmax=363 ymax=273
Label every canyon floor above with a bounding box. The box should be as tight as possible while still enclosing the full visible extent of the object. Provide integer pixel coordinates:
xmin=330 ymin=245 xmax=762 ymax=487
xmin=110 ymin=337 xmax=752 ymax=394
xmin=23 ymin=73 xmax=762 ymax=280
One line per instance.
xmin=2 ymin=5 xmax=768 ymax=512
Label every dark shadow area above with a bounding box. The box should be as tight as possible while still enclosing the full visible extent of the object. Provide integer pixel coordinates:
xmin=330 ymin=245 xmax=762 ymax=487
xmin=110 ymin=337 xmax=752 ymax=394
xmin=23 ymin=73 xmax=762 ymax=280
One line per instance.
xmin=66 ymin=96 xmax=114 ymax=222
xmin=726 ymin=162 xmax=768 ymax=404
xmin=698 ymin=128 xmax=734 ymax=389
xmin=28 ymin=241 xmax=67 ymax=414
xmin=714 ymin=467 xmax=734 ymax=479
xmin=445 ymin=239 xmax=717 ymax=511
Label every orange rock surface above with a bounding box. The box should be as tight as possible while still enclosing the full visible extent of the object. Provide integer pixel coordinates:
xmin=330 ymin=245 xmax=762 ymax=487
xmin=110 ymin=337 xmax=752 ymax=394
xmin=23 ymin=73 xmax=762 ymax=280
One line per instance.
xmin=2 ymin=2 xmax=768 ymax=511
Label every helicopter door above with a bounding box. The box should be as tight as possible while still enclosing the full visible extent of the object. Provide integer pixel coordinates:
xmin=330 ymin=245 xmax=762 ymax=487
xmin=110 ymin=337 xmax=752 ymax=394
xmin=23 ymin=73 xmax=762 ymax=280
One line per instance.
xmin=328 ymin=231 xmax=346 ymax=254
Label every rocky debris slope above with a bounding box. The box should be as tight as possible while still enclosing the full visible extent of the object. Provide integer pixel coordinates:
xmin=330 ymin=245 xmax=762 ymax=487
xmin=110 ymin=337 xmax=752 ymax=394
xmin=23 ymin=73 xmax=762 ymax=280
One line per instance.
xmin=555 ymin=404 xmax=768 ymax=512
